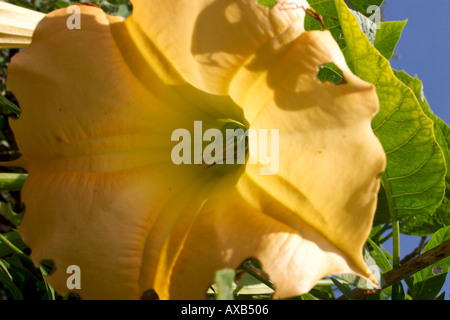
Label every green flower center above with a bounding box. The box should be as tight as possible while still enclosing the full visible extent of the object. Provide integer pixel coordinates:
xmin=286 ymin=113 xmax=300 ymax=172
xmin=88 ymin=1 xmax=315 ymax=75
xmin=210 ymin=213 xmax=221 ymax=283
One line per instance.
xmin=201 ymin=119 xmax=249 ymax=169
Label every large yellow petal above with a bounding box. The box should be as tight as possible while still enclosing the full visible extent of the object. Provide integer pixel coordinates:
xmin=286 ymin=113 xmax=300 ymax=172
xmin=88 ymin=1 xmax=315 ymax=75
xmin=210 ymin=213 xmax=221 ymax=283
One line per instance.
xmin=166 ymin=175 xmax=369 ymax=299
xmin=6 ymin=5 xmax=221 ymax=299
xmin=20 ymin=167 xmax=214 ymax=299
xmin=234 ymin=30 xmax=386 ymax=280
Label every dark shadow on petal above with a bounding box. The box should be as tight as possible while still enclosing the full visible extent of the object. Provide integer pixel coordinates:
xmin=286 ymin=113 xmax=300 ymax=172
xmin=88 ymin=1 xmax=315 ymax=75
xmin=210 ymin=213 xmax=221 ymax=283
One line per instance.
xmin=191 ymin=0 xmax=262 ymax=65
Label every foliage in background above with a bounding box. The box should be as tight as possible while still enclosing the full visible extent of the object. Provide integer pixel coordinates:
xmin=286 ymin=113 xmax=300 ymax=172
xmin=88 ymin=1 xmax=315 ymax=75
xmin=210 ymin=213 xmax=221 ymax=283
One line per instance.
xmin=0 ymin=0 xmax=449 ymax=300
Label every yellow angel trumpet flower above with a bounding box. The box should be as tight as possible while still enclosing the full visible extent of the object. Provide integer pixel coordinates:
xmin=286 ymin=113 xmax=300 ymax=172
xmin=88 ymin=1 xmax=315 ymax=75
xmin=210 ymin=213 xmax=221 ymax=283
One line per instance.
xmin=0 ymin=1 xmax=44 ymax=48
xmin=1 ymin=0 xmax=386 ymax=299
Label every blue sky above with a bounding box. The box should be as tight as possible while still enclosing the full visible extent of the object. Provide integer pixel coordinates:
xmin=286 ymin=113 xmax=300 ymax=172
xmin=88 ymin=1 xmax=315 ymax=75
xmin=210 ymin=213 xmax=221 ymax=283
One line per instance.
xmin=383 ymin=0 xmax=450 ymax=124
xmin=378 ymin=0 xmax=449 ymax=299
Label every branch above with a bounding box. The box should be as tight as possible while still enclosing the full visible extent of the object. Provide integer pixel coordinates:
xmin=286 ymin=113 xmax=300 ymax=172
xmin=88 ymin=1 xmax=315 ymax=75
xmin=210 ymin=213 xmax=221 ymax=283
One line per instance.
xmin=338 ymin=239 xmax=450 ymax=300
xmin=400 ymin=236 xmax=427 ymax=265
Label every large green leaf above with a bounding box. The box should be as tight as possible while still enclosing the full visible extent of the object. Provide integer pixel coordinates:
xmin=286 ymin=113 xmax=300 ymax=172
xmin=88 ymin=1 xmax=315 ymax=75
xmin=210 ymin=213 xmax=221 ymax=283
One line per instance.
xmin=393 ymin=71 xmax=450 ymax=234
xmin=334 ymin=0 xmax=447 ymax=236
xmin=412 ymin=226 xmax=450 ymax=300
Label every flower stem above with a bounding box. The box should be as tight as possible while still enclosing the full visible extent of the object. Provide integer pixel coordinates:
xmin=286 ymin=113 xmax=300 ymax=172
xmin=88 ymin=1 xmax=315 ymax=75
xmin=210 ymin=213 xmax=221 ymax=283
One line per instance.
xmin=391 ymin=220 xmax=400 ymax=268
xmin=381 ymin=172 xmax=401 ymax=299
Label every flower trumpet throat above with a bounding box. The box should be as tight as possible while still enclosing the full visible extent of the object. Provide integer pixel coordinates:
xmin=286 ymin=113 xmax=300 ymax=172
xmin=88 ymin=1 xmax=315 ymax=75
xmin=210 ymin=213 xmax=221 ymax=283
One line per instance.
xmin=3 ymin=0 xmax=386 ymax=300
xmin=170 ymin=119 xmax=280 ymax=175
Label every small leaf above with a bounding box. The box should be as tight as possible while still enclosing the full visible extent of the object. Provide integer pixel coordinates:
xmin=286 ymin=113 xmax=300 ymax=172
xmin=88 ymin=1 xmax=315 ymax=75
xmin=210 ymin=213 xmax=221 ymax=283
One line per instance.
xmin=1 ymin=202 xmax=24 ymax=227
xmin=0 ymin=94 xmax=20 ymax=116
xmin=299 ymin=293 xmax=317 ymax=300
xmin=0 ymin=173 xmax=27 ymax=191
xmin=214 ymin=268 xmax=235 ymax=300
xmin=258 ymin=0 xmax=277 ymax=9
xmin=330 ymin=277 xmax=355 ymax=300
xmin=367 ymin=238 xmax=393 ymax=273
xmin=235 ymin=272 xmax=273 ymax=297
xmin=374 ymin=21 xmax=407 ymax=60
xmin=39 ymin=263 xmax=56 ymax=300
xmin=0 ymin=259 xmax=24 ymax=300
xmin=337 ymin=245 xmax=384 ymax=289
xmin=317 ymin=63 xmax=344 ymax=84
xmin=0 ymin=230 xmax=28 ymax=258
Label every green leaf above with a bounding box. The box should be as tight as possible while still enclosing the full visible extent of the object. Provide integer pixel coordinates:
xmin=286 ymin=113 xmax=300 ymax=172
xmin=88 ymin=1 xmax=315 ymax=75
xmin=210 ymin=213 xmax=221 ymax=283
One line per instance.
xmin=305 ymin=0 xmax=346 ymax=48
xmin=298 ymin=293 xmax=318 ymax=300
xmin=53 ymin=0 xmax=71 ymax=9
xmin=337 ymin=245 xmax=384 ymax=289
xmin=367 ymin=238 xmax=392 ymax=273
xmin=393 ymin=70 xmax=450 ymax=235
xmin=412 ymin=226 xmax=450 ymax=299
xmin=348 ymin=0 xmax=384 ymax=17
xmin=306 ymin=0 xmax=381 ymax=71
xmin=234 ymin=272 xmax=273 ymax=297
xmin=214 ymin=268 xmax=235 ymax=300
xmin=345 ymin=1 xmax=378 ymax=45
xmin=374 ymin=21 xmax=407 ymax=60
xmin=258 ymin=0 xmax=277 ymax=8
xmin=308 ymin=286 xmax=335 ymax=300
xmin=1 ymin=203 xmax=24 ymax=227
xmin=373 ymin=185 xmax=391 ymax=226
xmin=0 ymin=94 xmax=20 ymax=116
xmin=8 ymin=0 xmax=35 ymax=10
xmin=116 ymin=4 xmax=132 ymax=18
xmin=0 ymin=173 xmax=27 ymax=191
xmin=0 ymin=230 xmax=28 ymax=258
xmin=0 ymin=259 xmax=23 ymax=300
xmin=330 ymin=277 xmax=355 ymax=300
xmin=317 ymin=62 xmax=344 ymax=84
xmin=334 ymin=0 xmax=447 ymax=236
xmin=39 ymin=264 xmax=56 ymax=300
